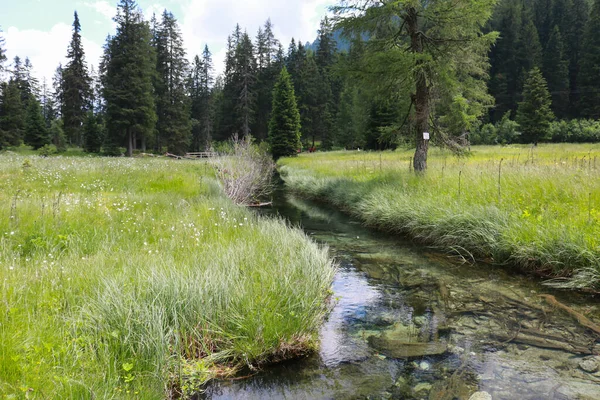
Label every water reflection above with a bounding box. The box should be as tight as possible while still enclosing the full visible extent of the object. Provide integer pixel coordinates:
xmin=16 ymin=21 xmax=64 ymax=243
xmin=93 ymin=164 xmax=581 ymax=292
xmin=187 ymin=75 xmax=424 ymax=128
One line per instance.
xmin=202 ymin=192 xmax=600 ymax=400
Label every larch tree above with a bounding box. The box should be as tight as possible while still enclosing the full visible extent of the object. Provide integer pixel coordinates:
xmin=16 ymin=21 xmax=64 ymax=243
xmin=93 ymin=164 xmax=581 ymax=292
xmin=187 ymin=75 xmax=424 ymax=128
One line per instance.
xmin=517 ymin=67 xmax=555 ymax=144
xmin=62 ymin=11 xmax=91 ymax=147
xmin=269 ymin=67 xmax=300 ymax=159
xmin=333 ymin=0 xmax=498 ymax=172
xmin=102 ymin=0 xmax=156 ymax=156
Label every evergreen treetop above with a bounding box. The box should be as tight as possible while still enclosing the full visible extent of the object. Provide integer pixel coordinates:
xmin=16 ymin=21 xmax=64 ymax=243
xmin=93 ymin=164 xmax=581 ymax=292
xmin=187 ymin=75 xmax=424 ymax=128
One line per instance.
xmin=517 ymin=67 xmax=555 ymax=144
xmin=268 ymin=66 xmax=300 ymax=159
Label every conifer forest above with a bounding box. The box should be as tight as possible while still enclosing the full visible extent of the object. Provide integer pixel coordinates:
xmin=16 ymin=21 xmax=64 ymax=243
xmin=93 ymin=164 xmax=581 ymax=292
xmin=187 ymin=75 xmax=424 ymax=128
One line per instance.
xmin=2 ymin=0 xmax=599 ymax=161
xmin=3 ymin=0 xmax=600 ymax=398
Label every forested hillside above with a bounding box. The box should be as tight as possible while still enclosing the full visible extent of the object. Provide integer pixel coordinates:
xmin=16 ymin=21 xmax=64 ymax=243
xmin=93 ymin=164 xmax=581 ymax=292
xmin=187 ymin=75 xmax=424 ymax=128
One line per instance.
xmin=1 ymin=0 xmax=600 ymax=158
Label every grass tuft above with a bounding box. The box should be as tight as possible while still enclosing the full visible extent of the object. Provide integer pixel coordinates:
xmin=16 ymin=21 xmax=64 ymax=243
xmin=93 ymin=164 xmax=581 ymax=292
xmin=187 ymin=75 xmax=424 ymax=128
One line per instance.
xmin=280 ymin=144 xmax=600 ymax=290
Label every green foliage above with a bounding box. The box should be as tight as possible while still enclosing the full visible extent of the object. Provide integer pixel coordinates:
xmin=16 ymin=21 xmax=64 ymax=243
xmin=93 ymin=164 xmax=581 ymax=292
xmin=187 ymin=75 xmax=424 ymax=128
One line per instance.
xmin=0 ymin=155 xmax=334 ymax=398
xmin=83 ymin=112 xmax=104 ymax=153
xmin=38 ymin=143 xmax=58 ymax=156
xmin=154 ymin=10 xmax=191 ymax=155
xmin=579 ymin=0 xmax=600 ymax=119
xmin=470 ymin=112 xmax=521 ymax=145
xmin=102 ymin=0 xmax=156 ymax=157
xmin=549 ymin=119 xmax=600 ymax=142
xmin=517 ymin=67 xmax=555 ymax=144
xmin=542 ymin=26 xmax=570 ymax=118
xmin=280 ymin=144 xmax=600 ymax=289
xmin=24 ymin=98 xmax=50 ymax=150
xmin=0 ymin=80 xmax=26 ymax=147
xmin=62 ymin=11 xmax=92 ymax=147
xmin=269 ymin=67 xmax=301 ymax=159
xmin=49 ymin=119 xmax=68 ymax=152
xmin=334 ymin=0 xmax=498 ymax=170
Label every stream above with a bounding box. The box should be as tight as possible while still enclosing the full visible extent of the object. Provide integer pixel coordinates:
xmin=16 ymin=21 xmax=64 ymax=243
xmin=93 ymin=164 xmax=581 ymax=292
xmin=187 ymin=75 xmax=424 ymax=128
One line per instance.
xmin=202 ymin=189 xmax=600 ymax=400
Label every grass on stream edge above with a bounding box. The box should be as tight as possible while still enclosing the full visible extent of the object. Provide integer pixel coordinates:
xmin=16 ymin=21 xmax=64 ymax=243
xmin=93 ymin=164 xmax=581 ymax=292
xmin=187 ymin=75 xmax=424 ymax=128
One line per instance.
xmin=279 ymin=144 xmax=600 ymax=290
xmin=0 ymin=154 xmax=335 ymax=398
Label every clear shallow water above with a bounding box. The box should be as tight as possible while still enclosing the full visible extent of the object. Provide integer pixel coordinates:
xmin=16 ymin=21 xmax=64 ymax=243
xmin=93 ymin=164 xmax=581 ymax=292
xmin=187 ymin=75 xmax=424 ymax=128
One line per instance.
xmin=201 ymin=190 xmax=600 ymax=400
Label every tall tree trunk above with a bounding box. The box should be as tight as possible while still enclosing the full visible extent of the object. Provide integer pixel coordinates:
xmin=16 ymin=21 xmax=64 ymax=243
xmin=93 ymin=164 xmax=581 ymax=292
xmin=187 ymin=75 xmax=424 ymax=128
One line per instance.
xmin=407 ymin=7 xmax=430 ymax=173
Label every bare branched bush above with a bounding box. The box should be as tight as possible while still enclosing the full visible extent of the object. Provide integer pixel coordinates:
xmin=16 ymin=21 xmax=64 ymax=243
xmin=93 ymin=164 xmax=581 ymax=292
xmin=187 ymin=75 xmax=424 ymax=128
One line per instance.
xmin=212 ymin=135 xmax=275 ymax=205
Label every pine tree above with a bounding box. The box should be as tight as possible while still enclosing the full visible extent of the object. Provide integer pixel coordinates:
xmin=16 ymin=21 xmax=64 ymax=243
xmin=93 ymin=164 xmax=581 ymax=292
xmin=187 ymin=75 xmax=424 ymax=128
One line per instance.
xmin=154 ymin=10 xmax=190 ymax=155
xmin=24 ymin=98 xmax=50 ymax=150
xmin=542 ymin=26 xmax=569 ymax=118
xmin=102 ymin=0 xmax=156 ymax=156
xmin=62 ymin=11 xmax=92 ymax=147
xmin=579 ymin=0 xmax=600 ymax=119
xmin=517 ymin=67 xmax=554 ymax=144
xmin=269 ymin=67 xmax=300 ymax=159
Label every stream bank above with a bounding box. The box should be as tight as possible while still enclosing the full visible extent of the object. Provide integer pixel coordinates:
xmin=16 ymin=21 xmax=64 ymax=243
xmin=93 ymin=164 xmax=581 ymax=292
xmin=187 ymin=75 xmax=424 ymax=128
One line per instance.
xmin=202 ymin=189 xmax=600 ymax=400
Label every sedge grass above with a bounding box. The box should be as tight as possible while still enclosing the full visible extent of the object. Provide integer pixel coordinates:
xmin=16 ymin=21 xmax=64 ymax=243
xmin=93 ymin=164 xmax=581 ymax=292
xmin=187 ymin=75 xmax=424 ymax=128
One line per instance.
xmin=279 ymin=143 xmax=600 ymax=290
xmin=0 ymin=154 xmax=335 ymax=398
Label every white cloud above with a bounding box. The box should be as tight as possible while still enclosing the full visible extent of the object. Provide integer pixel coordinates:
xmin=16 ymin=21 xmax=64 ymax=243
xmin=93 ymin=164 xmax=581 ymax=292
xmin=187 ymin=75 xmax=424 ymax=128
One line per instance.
xmin=144 ymin=3 xmax=167 ymax=20
xmin=84 ymin=1 xmax=116 ymax=20
xmin=4 ymin=24 xmax=103 ymax=84
xmin=180 ymin=0 xmax=335 ymax=75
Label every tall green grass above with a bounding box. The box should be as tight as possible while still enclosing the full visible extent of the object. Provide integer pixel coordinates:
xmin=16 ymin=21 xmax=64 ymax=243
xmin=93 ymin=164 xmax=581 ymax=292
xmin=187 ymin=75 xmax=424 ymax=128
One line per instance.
xmin=279 ymin=144 xmax=600 ymax=290
xmin=0 ymin=154 xmax=334 ymax=398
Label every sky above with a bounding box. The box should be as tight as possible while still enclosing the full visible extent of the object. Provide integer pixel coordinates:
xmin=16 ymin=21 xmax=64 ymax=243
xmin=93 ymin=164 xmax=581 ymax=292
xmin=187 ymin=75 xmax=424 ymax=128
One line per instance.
xmin=1 ymin=0 xmax=336 ymax=83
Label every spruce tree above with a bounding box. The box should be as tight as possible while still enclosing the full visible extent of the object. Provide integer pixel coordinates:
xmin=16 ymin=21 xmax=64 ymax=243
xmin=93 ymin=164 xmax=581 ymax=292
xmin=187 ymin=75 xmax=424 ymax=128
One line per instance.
xmin=154 ymin=10 xmax=190 ymax=155
xmin=235 ymin=32 xmax=257 ymax=137
xmin=517 ymin=67 xmax=554 ymax=144
xmin=0 ymin=80 xmax=26 ymax=146
xmin=254 ymin=20 xmax=281 ymax=140
xmin=49 ymin=119 xmax=67 ymax=152
xmin=489 ymin=1 xmax=522 ymax=120
xmin=542 ymin=26 xmax=569 ymax=118
xmin=83 ymin=111 xmax=103 ymax=153
xmin=102 ymin=0 xmax=156 ymax=156
xmin=579 ymin=0 xmax=600 ymax=119
xmin=24 ymin=98 xmax=50 ymax=150
xmin=314 ymin=17 xmax=337 ymax=150
xmin=268 ymin=67 xmax=300 ymax=159
xmin=62 ymin=11 xmax=92 ymax=147
xmin=189 ymin=55 xmax=204 ymax=151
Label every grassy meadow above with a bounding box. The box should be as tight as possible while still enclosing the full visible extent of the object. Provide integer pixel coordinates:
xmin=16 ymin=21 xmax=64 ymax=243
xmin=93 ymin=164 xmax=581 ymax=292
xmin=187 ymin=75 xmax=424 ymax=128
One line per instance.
xmin=0 ymin=153 xmax=335 ymax=398
xmin=280 ymin=144 xmax=600 ymax=290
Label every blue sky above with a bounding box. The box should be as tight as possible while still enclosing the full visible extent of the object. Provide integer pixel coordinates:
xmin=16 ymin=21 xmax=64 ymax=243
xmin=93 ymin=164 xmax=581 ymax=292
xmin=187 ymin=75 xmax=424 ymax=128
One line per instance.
xmin=1 ymin=0 xmax=336 ymax=82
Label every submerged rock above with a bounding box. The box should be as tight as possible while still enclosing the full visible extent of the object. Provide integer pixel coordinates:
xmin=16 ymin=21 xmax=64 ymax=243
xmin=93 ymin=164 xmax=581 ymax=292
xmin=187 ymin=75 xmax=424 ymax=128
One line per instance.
xmin=368 ymin=335 xmax=448 ymax=358
xmin=469 ymin=391 xmax=492 ymax=400
xmin=579 ymin=358 xmax=599 ymax=373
